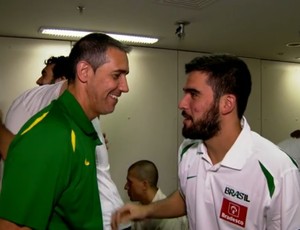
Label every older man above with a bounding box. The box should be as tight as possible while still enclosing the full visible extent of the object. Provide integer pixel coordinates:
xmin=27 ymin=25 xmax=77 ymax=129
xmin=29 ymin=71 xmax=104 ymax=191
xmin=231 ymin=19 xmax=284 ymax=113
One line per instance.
xmin=0 ymin=33 xmax=131 ymax=229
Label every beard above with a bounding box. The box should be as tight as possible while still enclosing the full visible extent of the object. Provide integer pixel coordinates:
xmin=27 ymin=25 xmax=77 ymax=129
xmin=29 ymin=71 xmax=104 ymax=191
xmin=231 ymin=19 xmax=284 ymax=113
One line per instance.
xmin=182 ymin=102 xmax=221 ymax=141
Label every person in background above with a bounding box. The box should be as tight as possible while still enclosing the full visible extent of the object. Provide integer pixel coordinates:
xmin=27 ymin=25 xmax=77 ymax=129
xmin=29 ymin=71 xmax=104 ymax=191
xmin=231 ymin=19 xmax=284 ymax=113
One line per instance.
xmin=36 ymin=56 xmax=69 ymax=85
xmin=111 ymin=54 xmax=300 ymax=230
xmin=290 ymin=129 xmax=300 ymax=138
xmin=0 ymin=56 xmax=69 ymax=161
xmin=277 ymin=129 xmax=300 ymax=166
xmin=125 ymin=160 xmax=188 ymax=230
xmin=0 ymin=56 xmax=70 ymax=161
xmin=0 ymin=32 xmax=131 ymax=229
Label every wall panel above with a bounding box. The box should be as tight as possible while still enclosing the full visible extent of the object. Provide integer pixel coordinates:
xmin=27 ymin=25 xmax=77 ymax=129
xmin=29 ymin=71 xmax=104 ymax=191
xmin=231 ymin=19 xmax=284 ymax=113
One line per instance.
xmin=261 ymin=60 xmax=300 ymax=143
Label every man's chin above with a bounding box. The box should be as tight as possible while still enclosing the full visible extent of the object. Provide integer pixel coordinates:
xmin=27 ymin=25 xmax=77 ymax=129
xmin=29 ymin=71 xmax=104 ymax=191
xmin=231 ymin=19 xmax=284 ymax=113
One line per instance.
xmin=101 ymin=108 xmax=115 ymax=115
xmin=182 ymin=127 xmax=200 ymax=140
xmin=182 ymin=128 xmax=191 ymax=139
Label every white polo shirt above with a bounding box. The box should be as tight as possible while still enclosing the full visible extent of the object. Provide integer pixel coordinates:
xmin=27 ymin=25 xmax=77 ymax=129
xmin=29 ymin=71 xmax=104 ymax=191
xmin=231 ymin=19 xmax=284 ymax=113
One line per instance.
xmin=178 ymin=118 xmax=300 ymax=230
xmin=3 ymin=81 xmax=128 ymax=230
xmin=133 ymin=189 xmax=188 ymax=230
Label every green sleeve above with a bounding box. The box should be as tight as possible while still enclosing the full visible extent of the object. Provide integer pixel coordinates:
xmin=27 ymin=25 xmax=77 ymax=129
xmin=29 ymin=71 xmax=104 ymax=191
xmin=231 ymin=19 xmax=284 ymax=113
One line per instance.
xmin=0 ymin=121 xmax=72 ymax=229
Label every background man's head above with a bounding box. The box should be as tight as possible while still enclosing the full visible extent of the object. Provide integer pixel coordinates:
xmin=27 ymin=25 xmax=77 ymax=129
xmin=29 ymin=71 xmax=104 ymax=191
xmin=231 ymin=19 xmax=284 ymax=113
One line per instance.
xmin=36 ymin=56 xmax=70 ymax=86
xmin=124 ymin=160 xmax=158 ymax=204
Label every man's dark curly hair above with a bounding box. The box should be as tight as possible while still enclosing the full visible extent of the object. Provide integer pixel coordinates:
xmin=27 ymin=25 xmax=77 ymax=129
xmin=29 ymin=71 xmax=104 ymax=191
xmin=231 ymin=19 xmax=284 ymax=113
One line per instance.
xmin=44 ymin=56 xmax=71 ymax=80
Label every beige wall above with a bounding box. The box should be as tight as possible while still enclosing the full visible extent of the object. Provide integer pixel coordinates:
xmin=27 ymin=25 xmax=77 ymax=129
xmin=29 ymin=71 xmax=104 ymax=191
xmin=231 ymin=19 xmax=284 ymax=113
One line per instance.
xmin=261 ymin=60 xmax=300 ymax=143
xmin=1 ymin=36 xmax=300 ymax=202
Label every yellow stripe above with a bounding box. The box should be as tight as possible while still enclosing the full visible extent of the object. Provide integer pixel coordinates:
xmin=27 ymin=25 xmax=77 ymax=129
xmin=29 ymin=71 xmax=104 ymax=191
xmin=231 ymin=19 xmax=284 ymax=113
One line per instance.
xmin=71 ymin=130 xmax=76 ymax=152
xmin=84 ymin=159 xmax=90 ymax=166
xmin=21 ymin=112 xmax=49 ymax=135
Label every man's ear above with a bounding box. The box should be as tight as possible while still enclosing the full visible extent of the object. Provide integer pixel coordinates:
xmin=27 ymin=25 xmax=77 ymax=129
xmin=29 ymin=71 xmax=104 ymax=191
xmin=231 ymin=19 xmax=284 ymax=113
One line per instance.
xmin=220 ymin=94 xmax=236 ymax=115
xmin=142 ymin=180 xmax=149 ymax=190
xmin=76 ymin=61 xmax=90 ymax=83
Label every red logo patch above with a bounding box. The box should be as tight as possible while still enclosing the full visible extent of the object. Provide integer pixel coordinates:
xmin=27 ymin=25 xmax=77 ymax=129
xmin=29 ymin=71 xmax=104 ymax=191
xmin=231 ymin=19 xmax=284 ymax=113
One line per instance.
xmin=220 ymin=198 xmax=248 ymax=228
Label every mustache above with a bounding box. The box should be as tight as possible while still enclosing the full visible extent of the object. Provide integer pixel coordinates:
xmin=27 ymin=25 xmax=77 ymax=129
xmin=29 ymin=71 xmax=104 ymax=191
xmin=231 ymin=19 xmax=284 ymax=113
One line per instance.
xmin=181 ymin=111 xmax=191 ymax=119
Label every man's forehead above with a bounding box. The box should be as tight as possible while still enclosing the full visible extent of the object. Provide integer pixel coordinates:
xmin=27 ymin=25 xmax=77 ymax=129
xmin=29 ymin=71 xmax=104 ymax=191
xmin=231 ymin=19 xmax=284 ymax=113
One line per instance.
xmin=185 ymin=71 xmax=210 ymax=85
xmin=43 ymin=63 xmax=54 ymax=72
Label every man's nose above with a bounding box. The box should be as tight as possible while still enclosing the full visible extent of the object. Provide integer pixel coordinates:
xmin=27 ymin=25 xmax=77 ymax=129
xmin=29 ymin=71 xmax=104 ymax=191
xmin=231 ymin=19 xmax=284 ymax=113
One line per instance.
xmin=36 ymin=76 xmax=43 ymax=86
xmin=119 ymin=76 xmax=129 ymax=93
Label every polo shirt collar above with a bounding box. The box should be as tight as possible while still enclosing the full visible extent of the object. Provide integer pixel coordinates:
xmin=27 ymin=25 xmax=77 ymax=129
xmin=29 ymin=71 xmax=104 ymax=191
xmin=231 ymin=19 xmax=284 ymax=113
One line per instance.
xmin=152 ymin=188 xmax=165 ymax=202
xmin=220 ymin=117 xmax=253 ymax=170
xmin=199 ymin=117 xmax=253 ymax=170
xmin=57 ymin=90 xmax=101 ymax=145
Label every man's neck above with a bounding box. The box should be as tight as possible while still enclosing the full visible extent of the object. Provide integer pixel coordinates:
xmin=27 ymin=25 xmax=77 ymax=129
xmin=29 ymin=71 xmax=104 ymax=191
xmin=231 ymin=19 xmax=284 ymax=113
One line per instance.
xmin=205 ymin=118 xmax=242 ymax=165
xmin=142 ymin=187 xmax=159 ymax=205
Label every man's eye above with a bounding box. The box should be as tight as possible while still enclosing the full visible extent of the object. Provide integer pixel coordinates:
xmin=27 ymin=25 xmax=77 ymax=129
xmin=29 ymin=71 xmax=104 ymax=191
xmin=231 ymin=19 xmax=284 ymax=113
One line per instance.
xmin=113 ymin=73 xmax=121 ymax=79
xmin=190 ymin=92 xmax=197 ymax=97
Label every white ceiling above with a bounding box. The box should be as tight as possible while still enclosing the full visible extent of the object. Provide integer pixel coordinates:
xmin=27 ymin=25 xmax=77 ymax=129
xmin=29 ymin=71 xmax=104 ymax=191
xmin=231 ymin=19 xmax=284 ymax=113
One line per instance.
xmin=1 ymin=0 xmax=300 ymax=63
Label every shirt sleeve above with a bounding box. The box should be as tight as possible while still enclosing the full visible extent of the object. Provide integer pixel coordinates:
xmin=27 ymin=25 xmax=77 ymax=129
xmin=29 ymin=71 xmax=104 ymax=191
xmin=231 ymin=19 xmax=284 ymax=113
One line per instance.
xmin=5 ymin=94 xmax=33 ymax=134
xmin=0 ymin=119 xmax=72 ymax=229
xmin=267 ymin=168 xmax=300 ymax=229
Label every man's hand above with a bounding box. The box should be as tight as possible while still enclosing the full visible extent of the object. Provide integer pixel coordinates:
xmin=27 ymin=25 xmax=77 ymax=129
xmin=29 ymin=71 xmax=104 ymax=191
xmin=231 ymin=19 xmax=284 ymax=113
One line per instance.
xmin=111 ymin=203 xmax=148 ymax=230
xmin=0 ymin=218 xmax=31 ymax=229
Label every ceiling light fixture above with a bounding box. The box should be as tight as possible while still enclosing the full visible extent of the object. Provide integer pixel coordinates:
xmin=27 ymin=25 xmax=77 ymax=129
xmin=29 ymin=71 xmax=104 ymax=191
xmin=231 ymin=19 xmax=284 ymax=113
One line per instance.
xmin=39 ymin=27 xmax=159 ymax=44
xmin=286 ymin=42 xmax=300 ymax=47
